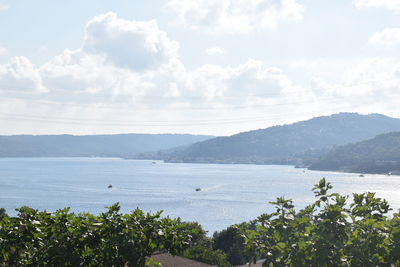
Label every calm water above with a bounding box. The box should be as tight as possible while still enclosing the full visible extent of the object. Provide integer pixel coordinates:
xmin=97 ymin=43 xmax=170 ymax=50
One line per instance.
xmin=1 ymin=158 xmax=400 ymax=233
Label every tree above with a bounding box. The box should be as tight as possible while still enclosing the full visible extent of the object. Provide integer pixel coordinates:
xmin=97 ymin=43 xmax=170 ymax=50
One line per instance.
xmin=239 ymin=178 xmax=400 ymax=266
xmin=213 ymin=225 xmax=250 ymax=265
xmin=0 ymin=203 xmax=194 ymax=266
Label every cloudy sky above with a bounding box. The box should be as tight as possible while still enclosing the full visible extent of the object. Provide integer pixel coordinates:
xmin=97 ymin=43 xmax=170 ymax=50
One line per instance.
xmin=0 ymin=0 xmax=399 ymax=136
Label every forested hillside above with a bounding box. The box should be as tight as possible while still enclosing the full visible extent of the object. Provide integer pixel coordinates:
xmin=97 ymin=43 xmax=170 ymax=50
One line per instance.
xmin=310 ymin=132 xmax=400 ymax=174
xmin=166 ymin=113 xmax=400 ymax=165
xmin=0 ymin=134 xmax=213 ymax=158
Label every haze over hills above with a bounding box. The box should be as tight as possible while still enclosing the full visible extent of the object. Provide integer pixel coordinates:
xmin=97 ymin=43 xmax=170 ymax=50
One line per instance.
xmin=3 ymin=113 xmax=400 ymax=166
xmin=165 ymin=113 xmax=400 ymax=165
xmin=310 ymin=132 xmax=400 ymax=174
xmin=0 ymin=134 xmax=213 ymax=158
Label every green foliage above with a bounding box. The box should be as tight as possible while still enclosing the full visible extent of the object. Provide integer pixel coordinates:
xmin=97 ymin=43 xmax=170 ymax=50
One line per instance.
xmin=167 ymin=113 xmax=400 ymax=165
xmin=213 ymin=225 xmax=250 ymax=265
xmin=2 ymin=178 xmax=400 ymax=266
xmin=310 ymin=132 xmax=400 ymax=174
xmin=179 ymin=223 xmax=232 ymax=267
xmin=0 ymin=203 xmax=194 ymax=266
xmin=0 ymin=209 xmax=6 ymax=220
xmin=240 ymin=178 xmax=400 ymax=266
xmin=182 ymin=245 xmax=231 ymax=267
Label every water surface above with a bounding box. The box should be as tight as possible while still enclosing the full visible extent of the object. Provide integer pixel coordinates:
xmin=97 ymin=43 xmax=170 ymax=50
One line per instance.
xmin=1 ymin=158 xmax=399 ymax=233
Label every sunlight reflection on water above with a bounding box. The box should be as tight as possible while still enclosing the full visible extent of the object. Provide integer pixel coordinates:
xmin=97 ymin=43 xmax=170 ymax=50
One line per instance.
xmin=0 ymin=158 xmax=399 ymax=233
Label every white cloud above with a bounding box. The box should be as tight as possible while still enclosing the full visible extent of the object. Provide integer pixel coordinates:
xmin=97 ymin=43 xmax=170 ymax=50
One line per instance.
xmin=40 ymin=13 xmax=299 ymax=104
xmin=0 ymin=4 xmax=8 ymax=11
xmin=354 ymin=0 xmax=400 ymax=13
xmin=0 ymin=13 xmax=312 ymax=135
xmin=310 ymin=58 xmax=400 ymax=100
xmin=368 ymin=28 xmax=400 ymax=48
xmin=41 ymin=13 xmax=187 ymax=100
xmin=345 ymin=58 xmax=400 ymax=88
xmin=0 ymin=46 xmax=6 ymax=57
xmin=2 ymin=12 xmax=400 ymax=135
xmin=83 ymin=12 xmax=180 ymax=71
xmin=167 ymin=0 xmax=304 ymax=33
xmin=0 ymin=56 xmax=47 ymax=93
xmin=303 ymin=58 xmax=400 ymax=122
xmin=221 ymin=60 xmax=304 ymax=98
xmin=205 ymin=46 xmax=225 ymax=55
xmin=41 ymin=49 xmax=187 ymax=100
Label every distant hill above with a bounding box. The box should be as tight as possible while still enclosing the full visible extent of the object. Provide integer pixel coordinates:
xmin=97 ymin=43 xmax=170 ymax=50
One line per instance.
xmin=0 ymin=134 xmax=213 ymax=158
xmin=309 ymin=132 xmax=400 ymax=174
xmin=165 ymin=113 xmax=400 ymax=165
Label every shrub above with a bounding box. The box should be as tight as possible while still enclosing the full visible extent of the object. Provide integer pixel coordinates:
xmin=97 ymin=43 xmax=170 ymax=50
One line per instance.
xmin=240 ymin=178 xmax=400 ymax=266
xmin=0 ymin=203 xmax=193 ymax=266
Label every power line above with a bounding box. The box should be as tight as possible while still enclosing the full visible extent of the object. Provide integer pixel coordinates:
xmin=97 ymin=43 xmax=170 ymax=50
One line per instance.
xmin=0 ymin=100 xmax=365 ymax=127
xmin=0 ymin=94 xmax=349 ymax=111
xmin=0 ymin=77 xmax=395 ymax=99
xmin=0 ymin=77 xmax=391 ymax=127
xmin=0 ymin=112 xmax=278 ymax=123
xmin=0 ymin=94 xmax=372 ymax=126
xmin=0 ymin=113 xmax=289 ymax=126
xmin=0 ymin=77 xmax=395 ymax=113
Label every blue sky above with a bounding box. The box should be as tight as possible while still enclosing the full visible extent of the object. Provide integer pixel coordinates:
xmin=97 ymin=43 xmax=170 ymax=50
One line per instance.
xmin=0 ymin=0 xmax=399 ymax=135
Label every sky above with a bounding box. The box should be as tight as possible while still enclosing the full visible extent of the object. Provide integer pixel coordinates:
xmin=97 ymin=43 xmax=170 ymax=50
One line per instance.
xmin=0 ymin=0 xmax=399 ymax=136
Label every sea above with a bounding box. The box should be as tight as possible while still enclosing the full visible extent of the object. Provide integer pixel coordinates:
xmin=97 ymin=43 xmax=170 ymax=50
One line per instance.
xmin=1 ymin=158 xmax=400 ymax=234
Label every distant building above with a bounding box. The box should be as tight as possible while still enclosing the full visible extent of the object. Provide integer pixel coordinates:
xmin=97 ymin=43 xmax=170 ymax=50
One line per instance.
xmin=146 ymin=252 xmax=266 ymax=266
xmin=236 ymin=263 xmax=263 ymax=267
xmin=149 ymin=253 xmax=216 ymax=267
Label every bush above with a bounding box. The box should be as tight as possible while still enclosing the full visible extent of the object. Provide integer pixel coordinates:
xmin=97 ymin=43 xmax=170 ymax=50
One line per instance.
xmin=213 ymin=225 xmax=250 ymax=265
xmin=0 ymin=203 xmax=194 ymax=266
xmin=179 ymin=222 xmax=232 ymax=267
xmin=240 ymin=178 xmax=400 ymax=266
xmin=2 ymin=178 xmax=400 ymax=266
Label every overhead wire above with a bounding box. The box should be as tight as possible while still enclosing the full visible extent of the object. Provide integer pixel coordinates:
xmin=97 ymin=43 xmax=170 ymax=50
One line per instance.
xmin=0 ymin=77 xmax=394 ymax=126
xmin=0 ymin=77 xmax=394 ymax=99
xmin=0 ymin=94 xmax=351 ymax=111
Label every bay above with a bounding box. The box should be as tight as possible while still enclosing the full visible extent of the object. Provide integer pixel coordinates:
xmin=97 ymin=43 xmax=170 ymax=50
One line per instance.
xmin=0 ymin=158 xmax=399 ymax=234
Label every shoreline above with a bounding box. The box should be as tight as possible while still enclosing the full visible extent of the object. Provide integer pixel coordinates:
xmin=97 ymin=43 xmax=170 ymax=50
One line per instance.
xmin=1 ymin=156 xmax=399 ymax=177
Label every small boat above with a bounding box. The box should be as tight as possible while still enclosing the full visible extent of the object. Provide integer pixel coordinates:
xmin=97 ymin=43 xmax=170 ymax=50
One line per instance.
xmin=108 ymin=184 xmax=113 ymax=189
xmin=195 ymin=188 xmax=201 ymax=192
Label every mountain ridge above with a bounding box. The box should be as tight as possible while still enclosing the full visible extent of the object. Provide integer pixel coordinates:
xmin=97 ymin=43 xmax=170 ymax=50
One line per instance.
xmin=165 ymin=113 xmax=400 ymax=165
xmin=309 ymin=132 xmax=400 ymax=174
xmin=0 ymin=133 xmax=214 ymax=158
